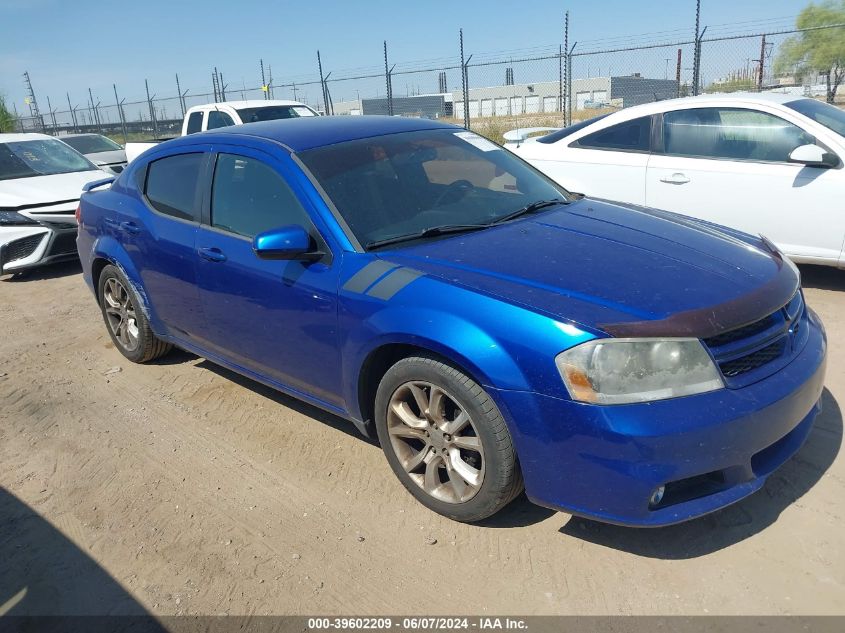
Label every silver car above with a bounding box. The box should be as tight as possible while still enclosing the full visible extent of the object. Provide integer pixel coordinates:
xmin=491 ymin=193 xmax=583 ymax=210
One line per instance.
xmin=60 ymin=134 xmax=127 ymax=175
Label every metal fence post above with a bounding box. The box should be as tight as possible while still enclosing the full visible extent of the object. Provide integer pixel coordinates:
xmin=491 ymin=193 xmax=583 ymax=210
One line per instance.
xmin=383 ymin=41 xmax=394 ymax=116
xmin=691 ymin=0 xmax=702 ymax=96
xmin=460 ymin=29 xmax=469 ymax=129
xmin=563 ymin=11 xmax=569 ymax=126
xmin=318 ymin=50 xmax=329 ymax=115
xmin=114 ymin=84 xmax=128 ymax=144
xmin=46 ymin=96 xmax=58 ymax=135
xmin=567 ymin=43 xmax=576 ymax=125
xmin=145 ymin=79 xmax=159 ymax=137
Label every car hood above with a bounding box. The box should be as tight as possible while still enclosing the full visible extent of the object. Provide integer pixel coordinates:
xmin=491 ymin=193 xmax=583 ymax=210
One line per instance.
xmin=85 ymin=149 xmax=127 ymax=165
xmin=380 ymin=199 xmax=798 ymax=338
xmin=0 ymin=170 xmax=107 ymax=224
xmin=0 ymin=170 xmax=106 ymax=209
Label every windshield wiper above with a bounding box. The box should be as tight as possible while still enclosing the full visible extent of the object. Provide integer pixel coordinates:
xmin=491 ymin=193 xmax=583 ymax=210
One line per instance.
xmin=366 ymin=224 xmax=490 ymax=250
xmin=491 ymin=198 xmax=569 ymax=225
xmin=365 ymin=199 xmax=570 ymax=250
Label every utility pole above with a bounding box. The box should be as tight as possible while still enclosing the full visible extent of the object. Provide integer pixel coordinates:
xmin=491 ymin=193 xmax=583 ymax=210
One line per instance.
xmin=23 ymin=71 xmax=46 ymax=133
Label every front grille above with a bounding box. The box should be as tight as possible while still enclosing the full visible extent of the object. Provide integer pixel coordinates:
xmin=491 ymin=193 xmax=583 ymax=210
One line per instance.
xmin=4 ymin=234 xmax=45 ymax=263
xmin=49 ymin=231 xmax=78 ymax=255
xmin=718 ymin=339 xmax=787 ymax=377
xmin=703 ymin=292 xmax=804 ymax=382
xmin=703 ymin=313 xmax=778 ymax=347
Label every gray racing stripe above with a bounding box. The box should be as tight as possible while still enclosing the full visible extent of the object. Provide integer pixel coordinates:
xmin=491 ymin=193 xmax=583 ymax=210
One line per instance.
xmin=342 ymin=260 xmax=399 ymax=294
xmin=366 ymin=268 xmax=424 ymax=300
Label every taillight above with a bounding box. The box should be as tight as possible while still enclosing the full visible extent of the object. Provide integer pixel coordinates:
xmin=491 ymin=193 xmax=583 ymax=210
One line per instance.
xmin=75 ymin=203 xmax=82 ymax=228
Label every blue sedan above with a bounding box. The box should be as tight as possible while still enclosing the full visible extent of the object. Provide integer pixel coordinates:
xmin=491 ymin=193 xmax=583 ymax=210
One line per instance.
xmin=76 ymin=116 xmax=826 ymax=525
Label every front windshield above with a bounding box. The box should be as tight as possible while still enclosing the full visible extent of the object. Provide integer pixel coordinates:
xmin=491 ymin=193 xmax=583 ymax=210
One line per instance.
xmin=61 ymin=134 xmax=123 ymax=154
xmin=786 ymin=98 xmax=845 ymax=138
xmin=237 ymin=105 xmax=317 ymax=123
xmin=298 ymin=128 xmax=569 ymax=248
xmin=0 ymin=139 xmax=98 ymax=181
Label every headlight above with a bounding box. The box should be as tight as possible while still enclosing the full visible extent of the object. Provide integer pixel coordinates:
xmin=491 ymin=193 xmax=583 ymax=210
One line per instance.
xmin=0 ymin=210 xmax=38 ymax=226
xmin=556 ymin=338 xmax=723 ymax=405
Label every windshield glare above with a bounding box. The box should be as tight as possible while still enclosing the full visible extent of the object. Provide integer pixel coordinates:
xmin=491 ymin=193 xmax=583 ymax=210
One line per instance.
xmin=299 ymin=128 xmax=568 ymax=248
xmin=237 ymin=105 xmax=317 ymax=123
xmin=60 ymin=134 xmax=123 ymax=155
xmin=786 ymin=98 xmax=845 ymax=138
xmin=0 ymin=139 xmax=98 ymax=181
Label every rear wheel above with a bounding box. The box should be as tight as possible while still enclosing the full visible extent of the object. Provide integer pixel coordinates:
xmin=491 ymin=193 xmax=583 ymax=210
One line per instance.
xmin=374 ymin=355 xmax=523 ymax=522
xmin=98 ymin=264 xmax=171 ymax=363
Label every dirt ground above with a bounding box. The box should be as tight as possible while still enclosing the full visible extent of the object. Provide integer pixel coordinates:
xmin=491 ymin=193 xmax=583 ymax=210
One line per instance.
xmin=0 ymin=261 xmax=842 ymax=616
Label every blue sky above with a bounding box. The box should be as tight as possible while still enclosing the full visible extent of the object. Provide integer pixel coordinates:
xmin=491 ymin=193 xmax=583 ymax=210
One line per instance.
xmin=1 ymin=0 xmax=808 ymax=114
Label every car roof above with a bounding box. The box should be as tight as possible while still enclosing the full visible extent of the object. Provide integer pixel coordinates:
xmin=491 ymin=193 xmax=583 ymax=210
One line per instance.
xmin=201 ymin=115 xmax=457 ymax=152
xmin=0 ymin=132 xmax=56 ymax=142
xmin=186 ymin=99 xmax=311 ymax=112
xmin=604 ymin=92 xmax=807 ymax=119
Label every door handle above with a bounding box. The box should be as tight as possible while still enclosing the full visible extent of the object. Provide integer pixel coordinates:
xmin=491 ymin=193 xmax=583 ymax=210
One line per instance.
xmin=198 ymin=246 xmax=227 ymax=263
xmin=120 ymin=221 xmax=140 ymax=234
xmin=660 ymin=172 xmax=691 ymax=185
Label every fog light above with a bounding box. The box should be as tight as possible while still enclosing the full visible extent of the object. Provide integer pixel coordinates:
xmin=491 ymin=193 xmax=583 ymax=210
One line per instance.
xmin=649 ymin=485 xmax=666 ymax=508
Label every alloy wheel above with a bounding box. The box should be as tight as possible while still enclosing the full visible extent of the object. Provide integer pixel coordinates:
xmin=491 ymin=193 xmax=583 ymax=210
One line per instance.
xmin=386 ymin=381 xmax=485 ymax=503
xmin=103 ymin=277 xmax=140 ymax=352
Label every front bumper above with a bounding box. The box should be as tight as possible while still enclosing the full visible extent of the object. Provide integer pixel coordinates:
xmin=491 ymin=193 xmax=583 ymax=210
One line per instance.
xmin=493 ymin=308 xmax=827 ymax=527
xmin=0 ymin=225 xmax=79 ymax=274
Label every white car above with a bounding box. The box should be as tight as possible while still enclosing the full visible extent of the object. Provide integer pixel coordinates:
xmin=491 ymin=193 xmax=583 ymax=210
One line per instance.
xmin=60 ymin=133 xmax=128 ymax=175
xmin=124 ymin=99 xmax=319 ymax=162
xmin=0 ymin=133 xmax=107 ymax=275
xmin=506 ymin=93 xmax=845 ymax=268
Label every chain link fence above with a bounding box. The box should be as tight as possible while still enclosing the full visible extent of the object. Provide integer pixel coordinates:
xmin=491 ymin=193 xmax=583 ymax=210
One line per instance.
xmin=10 ymin=23 xmax=845 ymax=143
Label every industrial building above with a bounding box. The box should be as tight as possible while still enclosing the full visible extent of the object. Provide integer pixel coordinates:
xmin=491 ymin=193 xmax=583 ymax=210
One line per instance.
xmin=346 ymin=74 xmax=678 ymax=119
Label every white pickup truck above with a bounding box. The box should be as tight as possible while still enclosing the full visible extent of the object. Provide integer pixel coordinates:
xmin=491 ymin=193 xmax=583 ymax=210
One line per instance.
xmin=125 ymin=99 xmax=319 ymax=162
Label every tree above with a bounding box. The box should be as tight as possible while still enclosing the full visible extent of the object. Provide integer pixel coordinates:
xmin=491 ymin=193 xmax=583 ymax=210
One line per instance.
xmin=775 ymin=1 xmax=845 ymax=103
xmin=0 ymin=94 xmax=18 ymax=133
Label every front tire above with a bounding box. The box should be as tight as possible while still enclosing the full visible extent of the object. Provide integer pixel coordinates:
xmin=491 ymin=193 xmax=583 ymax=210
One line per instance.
xmin=374 ymin=355 xmax=523 ymax=522
xmin=98 ymin=264 xmax=171 ymax=363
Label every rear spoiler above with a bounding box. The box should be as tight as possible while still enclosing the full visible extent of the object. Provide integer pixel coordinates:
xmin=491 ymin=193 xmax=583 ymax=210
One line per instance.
xmin=82 ymin=177 xmax=115 ymax=193
xmin=502 ymin=127 xmax=562 ymax=144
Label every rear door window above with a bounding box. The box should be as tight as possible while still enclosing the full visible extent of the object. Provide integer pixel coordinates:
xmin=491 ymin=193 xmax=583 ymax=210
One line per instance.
xmin=186 ymin=112 xmax=203 ymax=135
xmin=144 ymin=153 xmax=203 ymax=221
xmin=210 ymin=153 xmax=312 ymax=238
xmin=662 ymin=107 xmax=815 ymax=162
xmin=207 ymin=111 xmax=236 ymax=130
xmin=572 ymin=116 xmax=652 ymax=151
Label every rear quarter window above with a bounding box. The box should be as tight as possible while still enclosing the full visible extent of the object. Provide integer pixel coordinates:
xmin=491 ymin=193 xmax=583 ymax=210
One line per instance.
xmin=144 ymin=153 xmax=203 ymax=221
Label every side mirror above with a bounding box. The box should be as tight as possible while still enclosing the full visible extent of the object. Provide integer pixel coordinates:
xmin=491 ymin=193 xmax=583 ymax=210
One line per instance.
xmin=252 ymin=225 xmax=323 ymax=261
xmin=789 ymin=144 xmax=838 ymax=168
